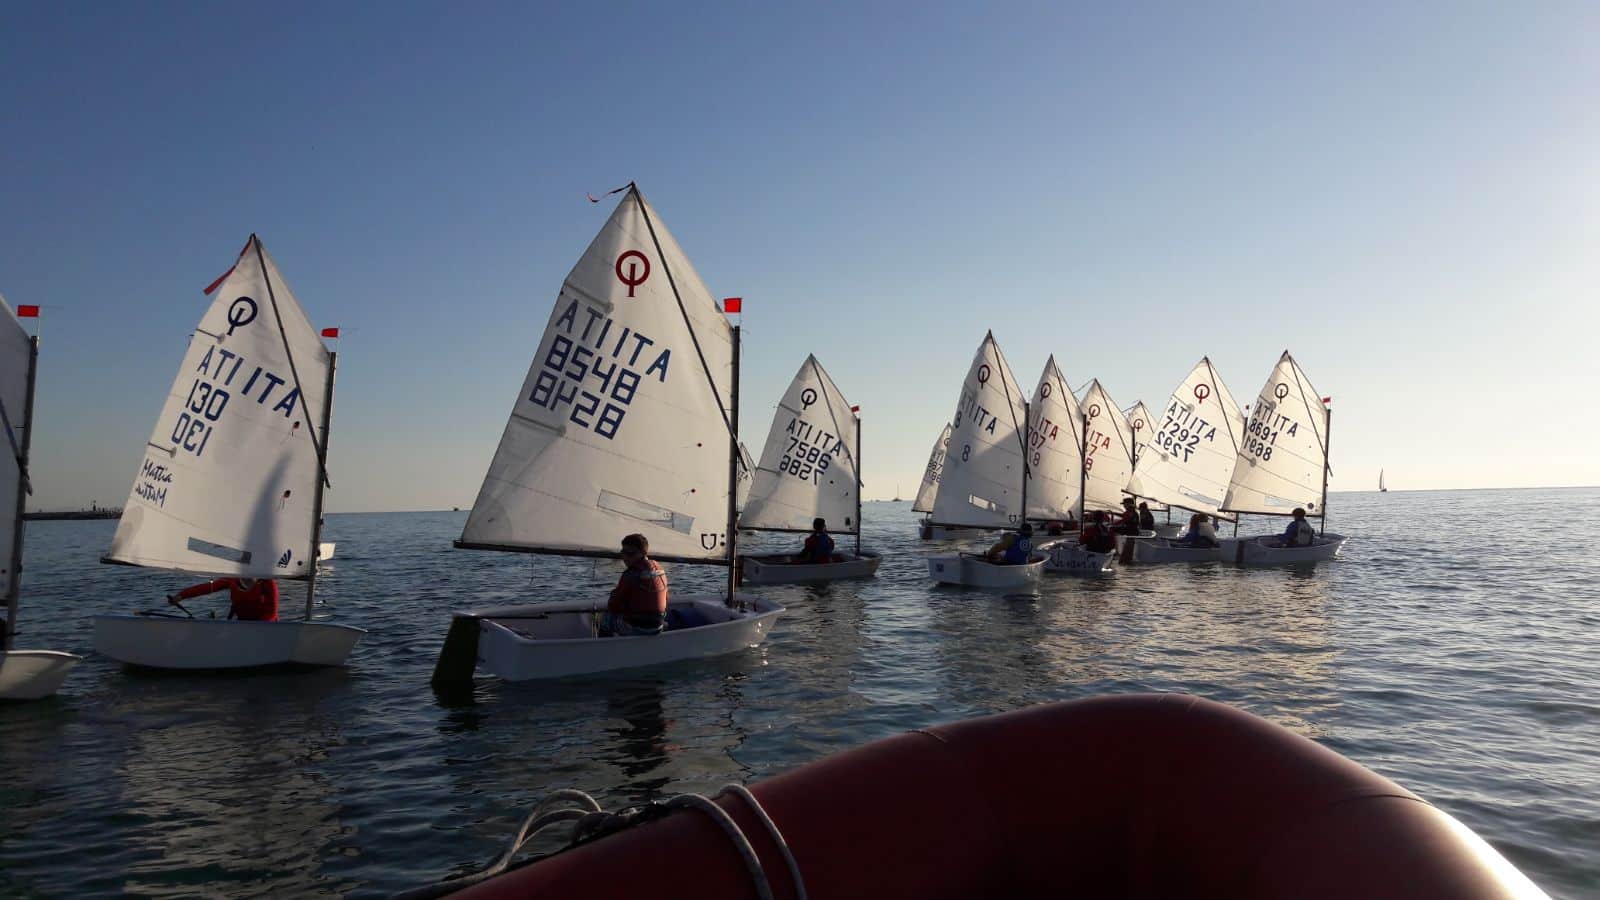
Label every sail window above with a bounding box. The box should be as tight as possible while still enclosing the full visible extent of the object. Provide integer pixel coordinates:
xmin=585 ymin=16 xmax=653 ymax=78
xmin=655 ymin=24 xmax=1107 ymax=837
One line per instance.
xmin=597 ymin=489 xmax=694 ymax=534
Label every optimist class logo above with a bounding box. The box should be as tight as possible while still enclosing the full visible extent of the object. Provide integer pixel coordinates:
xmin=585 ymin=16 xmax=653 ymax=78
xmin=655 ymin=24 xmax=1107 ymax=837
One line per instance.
xmin=615 ymin=251 xmax=650 ymax=297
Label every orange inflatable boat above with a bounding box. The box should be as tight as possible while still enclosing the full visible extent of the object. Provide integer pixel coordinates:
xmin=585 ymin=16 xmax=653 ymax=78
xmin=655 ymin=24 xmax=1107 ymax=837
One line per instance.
xmin=436 ymin=694 xmax=1547 ymax=899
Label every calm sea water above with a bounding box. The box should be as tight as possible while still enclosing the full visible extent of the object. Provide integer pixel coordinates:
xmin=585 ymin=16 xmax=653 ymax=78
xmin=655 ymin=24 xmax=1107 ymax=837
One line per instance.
xmin=1 ymin=489 xmax=1596 ymax=898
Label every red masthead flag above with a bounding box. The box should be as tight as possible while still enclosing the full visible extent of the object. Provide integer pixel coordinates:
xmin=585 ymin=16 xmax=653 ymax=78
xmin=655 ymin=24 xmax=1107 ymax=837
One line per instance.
xmin=722 ymin=297 xmax=742 ymax=314
xmin=851 ymin=405 xmax=861 ymax=413
xmin=1322 ymin=397 xmax=1332 ymax=405
xmin=16 ymin=305 xmax=39 ymax=318
xmin=321 ymin=327 xmax=340 ymax=338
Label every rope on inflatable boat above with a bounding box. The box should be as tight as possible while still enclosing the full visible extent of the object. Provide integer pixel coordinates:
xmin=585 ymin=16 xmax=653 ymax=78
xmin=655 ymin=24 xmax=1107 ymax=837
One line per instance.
xmin=391 ymin=785 xmax=808 ymax=900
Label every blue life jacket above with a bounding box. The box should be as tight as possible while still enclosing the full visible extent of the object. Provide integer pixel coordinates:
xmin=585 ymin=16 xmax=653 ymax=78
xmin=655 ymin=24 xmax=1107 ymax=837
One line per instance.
xmin=1283 ymin=519 xmax=1313 ymax=546
xmin=1003 ymin=535 xmax=1032 ymax=564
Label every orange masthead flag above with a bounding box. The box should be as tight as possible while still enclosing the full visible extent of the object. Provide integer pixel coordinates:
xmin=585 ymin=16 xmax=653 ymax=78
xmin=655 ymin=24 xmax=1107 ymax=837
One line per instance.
xmin=722 ymin=297 xmax=742 ymax=314
xmin=16 ymin=305 xmax=39 ymax=317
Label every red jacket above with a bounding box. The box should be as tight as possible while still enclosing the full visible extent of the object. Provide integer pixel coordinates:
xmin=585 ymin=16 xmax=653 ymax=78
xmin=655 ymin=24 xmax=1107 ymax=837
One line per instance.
xmin=177 ymin=579 xmax=280 ymax=622
xmin=608 ymin=558 xmax=668 ymax=617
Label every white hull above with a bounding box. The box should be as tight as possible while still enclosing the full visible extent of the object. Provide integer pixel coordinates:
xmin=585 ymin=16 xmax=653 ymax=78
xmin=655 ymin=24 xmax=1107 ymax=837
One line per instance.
xmin=467 ymin=594 xmax=782 ymax=681
xmin=1132 ymin=538 xmax=1225 ymax=564
xmin=0 ymin=650 xmax=81 ymax=700
xmin=318 ymin=542 xmax=335 ymax=560
xmin=1220 ymin=534 xmax=1347 ymax=566
xmin=1039 ymin=541 xmax=1116 ymax=575
xmin=927 ymin=553 xmax=1045 ymax=589
xmin=739 ymin=552 xmax=881 ymax=585
xmin=92 ymin=616 xmax=366 ymax=669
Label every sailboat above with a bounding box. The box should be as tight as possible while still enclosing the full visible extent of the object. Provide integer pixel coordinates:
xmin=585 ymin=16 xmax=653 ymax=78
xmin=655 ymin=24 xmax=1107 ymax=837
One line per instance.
xmin=914 ymin=423 xmax=975 ymax=540
xmin=1379 ymin=469 xmax=1388 ymax=492
xmin=925 ymin=333 xmax=1045 ymax=589
xmin=1218 ymin=351 xmax=1346 ymax=565
xmin=1126 ymin=358 xmax=1246 ymax=564
xmin=92 ymin=236 xmax=365 ymax=669
xmin=1021 ymin=359 xmax=1108 ymax=574
xmin=0 ymin=298 xmax=80 ymax=700
xmin=737 ymin=355 xmax=880 ymax=584
xmin=436 ymin=185 xmax=782 ymax=683
xmin=1123 ymin=400 xmax=1175 ymax=534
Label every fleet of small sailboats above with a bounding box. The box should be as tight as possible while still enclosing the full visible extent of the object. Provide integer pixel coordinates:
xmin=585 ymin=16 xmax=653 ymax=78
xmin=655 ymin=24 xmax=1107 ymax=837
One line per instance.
xmin=0 ymin=298 xmax=80 ymax=700
xmin=1 ymin=191 xmax=1353 ymax=698
xmin=91 ymin=237 xmax=366 ymax=670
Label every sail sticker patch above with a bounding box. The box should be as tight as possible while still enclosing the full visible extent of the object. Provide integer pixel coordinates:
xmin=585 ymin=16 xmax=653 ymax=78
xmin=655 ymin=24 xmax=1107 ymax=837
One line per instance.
xmin=186 ymin=537 xmax=252 ymax=564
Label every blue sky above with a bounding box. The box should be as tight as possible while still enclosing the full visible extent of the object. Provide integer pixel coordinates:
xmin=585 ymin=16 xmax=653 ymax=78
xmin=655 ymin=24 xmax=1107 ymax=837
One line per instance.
xmin=3 ymin=1 xmax=1595 ymax=512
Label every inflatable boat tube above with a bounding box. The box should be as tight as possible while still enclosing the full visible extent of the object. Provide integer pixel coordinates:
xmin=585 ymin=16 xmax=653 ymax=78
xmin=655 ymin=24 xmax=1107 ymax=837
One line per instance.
xmin=447 ymin=694 xmax=1546 ymax=899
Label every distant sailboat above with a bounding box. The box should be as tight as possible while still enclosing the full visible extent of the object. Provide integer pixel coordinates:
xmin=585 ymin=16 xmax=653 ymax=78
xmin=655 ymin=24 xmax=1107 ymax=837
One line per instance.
xmin=1379 ymin=469 xmax=1388 ymax=492
xmin=1218 ymin=351 xmax=1347 ymax=565
xmin=737 ymin=355 xmax=879 ymax=584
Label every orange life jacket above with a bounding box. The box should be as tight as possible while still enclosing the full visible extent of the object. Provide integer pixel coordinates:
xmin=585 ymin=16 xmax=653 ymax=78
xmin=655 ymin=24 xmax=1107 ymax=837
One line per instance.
xmin=608 ymin=559 xmax=668 ymax=617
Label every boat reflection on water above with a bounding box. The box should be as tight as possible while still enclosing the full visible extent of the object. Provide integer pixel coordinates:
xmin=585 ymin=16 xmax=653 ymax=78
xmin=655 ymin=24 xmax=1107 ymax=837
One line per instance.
xmin=927 ymin=564 xmax=1338 ymax=734
xmin=107 ymin=668 xmax=356 ymax=896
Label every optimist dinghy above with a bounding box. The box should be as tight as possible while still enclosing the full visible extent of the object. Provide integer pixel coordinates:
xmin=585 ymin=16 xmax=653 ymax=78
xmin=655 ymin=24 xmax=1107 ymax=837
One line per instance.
xmin=1218 ymin=351 xmax=1346 ymax=565
xmin=1123 ymin=358 xmax=1246 ymax=564
xmin=92 ymin=237 xmax=364 ymax=670
xmin=922 ymin=333 xmax=1044 ymax=588
xmin=736 ymin=356 xmax=879 ymax=585
xmin=441 ymin=185 xmax=781 ymax=683
xmin=914 ymin=424 xmax=979 ymax=540
xmin=1024 ymin=358 xmax=1112 ymax=576
xmin=0 ymin=298 xmax=80 ymax=700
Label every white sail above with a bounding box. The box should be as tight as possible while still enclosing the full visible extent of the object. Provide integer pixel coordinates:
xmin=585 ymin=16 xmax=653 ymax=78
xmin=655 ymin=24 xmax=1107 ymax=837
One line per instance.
xmin=0 ymin=296 xmax=31 ymax=611
xmin=460 ymin=187 xmax=736 ymax=561
xmin=740 ymin=356 xmax=859 ymax=533
xmin=1125 ymin=357 xmax=1245 ymax=520
xmin=106 ymin=237 xmax=332 ymax=578
xmin=1025 ymin=356 xmax=1082 ymax=521
xmin=912 ymin=423 xmax=952 ymax=514
xmin=1079 ymin=380 xmax=1135 ymax=513
xmin=1379 ymin=469 xmax=1386 ymax=491
xmin=735 ymin=442 xmax=754 ymax=512
xmin=930 ymin=332 xmax=1028 ymax=529
xmin=1222 ymin=351 xmax=1329 ymax=516
xmin=1122 ymin=401 xmax=1168 ymax=511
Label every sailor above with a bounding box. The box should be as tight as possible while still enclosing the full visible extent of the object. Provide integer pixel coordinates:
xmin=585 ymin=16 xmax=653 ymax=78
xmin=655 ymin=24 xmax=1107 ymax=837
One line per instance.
xmin=1078 ymin=512 xmax=1117 ymax=553
xmin=798 ymin=517 xmax=836 ymax=563
xmin=603 ymin=533 xmax=668 ymax=636
xmin=1276 ymin=508 xmax=1316 ymax=547
xmin=986 ymin=523 xmax=1034 ymax=564
xmin=1175 ymin=513 xmax=1220 ymax=548
xmin=1137 ymin=502 xmax=1156 ymax=531
xmin=1115 ymin=497 xmax=1141 ymax=535
xmin=168 ymin=578 xmax=280 ymax=621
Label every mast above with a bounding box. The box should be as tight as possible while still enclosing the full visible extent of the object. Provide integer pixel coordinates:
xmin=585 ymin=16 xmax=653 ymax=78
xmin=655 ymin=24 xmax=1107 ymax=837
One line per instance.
xmin=725 ymin=325 xmax=741 ymax=605
xmin=1077 ymin=412 xmax=1088 ymax=522
xmin=1320 ymin=406 xmax=1333 ymax=536
xmin=1019 ymin=399 xmax=1030 ymax=527
xmin=304 ymin=350 xmax=337 ymax=620
xmin=4 ymin=335 xmax=37 ymax=652
xmin=854 ymin=411 xmax=862 ymax=556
